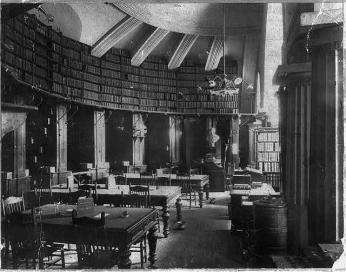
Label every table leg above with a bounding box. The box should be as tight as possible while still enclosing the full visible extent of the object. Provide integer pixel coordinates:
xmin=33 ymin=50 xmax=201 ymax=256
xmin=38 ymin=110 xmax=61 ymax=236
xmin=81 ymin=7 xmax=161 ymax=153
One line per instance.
xmin=162 ymin=203 xmax=170 ymax=237
xmin=175 ymin=198 xmax=182 ymax=222
xmin=205 ymin=184 xmax=210 ymax=200
xmin=198 ymin=185 xmax=204 ymax=208
xmin=148 ymin=224 xmax=158 ymax=268
xmin=118 ymin=244 xmax=132 ymax=269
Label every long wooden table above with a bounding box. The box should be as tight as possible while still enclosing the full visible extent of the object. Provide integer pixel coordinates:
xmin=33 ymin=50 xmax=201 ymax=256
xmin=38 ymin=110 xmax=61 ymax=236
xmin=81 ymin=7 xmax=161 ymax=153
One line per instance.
xmin=22 ymin=204 xmax=159 ymax=269
xmin=124 ymin=174 xmax=210 ymax=208
xmin=49 ymin=184 xmax=181 ymax=237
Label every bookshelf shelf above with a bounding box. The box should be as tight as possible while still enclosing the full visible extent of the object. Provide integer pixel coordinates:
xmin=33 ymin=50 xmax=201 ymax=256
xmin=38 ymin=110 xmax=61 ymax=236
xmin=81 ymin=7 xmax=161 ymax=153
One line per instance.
xmin=254 ymin=128 xmax=281 ymax=190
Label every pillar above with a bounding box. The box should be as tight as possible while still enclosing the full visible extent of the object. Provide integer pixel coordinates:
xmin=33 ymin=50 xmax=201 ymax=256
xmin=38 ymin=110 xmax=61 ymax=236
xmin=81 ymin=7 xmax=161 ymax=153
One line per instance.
xmin=56 ymin=104 xmax=67 ymax=172
xmin=94 ymin=110 xmax=106 ymax=168
xmin=263 ymin=3 xmax=283 ymax=126
xmin=230 ymin=116 xmax=240 ymax=170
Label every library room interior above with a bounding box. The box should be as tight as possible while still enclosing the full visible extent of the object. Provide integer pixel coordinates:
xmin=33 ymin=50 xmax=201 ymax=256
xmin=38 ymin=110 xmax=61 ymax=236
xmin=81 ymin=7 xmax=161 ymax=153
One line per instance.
xmin=1 ymin=1 xmax=345 ymax=270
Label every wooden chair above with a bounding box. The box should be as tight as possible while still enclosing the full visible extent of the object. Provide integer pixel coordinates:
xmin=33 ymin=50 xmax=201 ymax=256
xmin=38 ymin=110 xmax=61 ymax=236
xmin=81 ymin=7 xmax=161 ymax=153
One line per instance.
xmin=155 ymin=176 xmax=171 ymax=187
xmin=139 ymin=174 xmax=155 ymax=186
xmin=72 ymin=210 xmax=119 ymax=269
xmin=3 ymin=209 xmax=66 ymax=269
xmin=177 ymin=175 xmax=198 ymax=208
xmin=78 ymin=184 xmax=98 ymax=203
xmin=125 ymin=185 xmax=153 ymax=268
xmin=2 ymin=196 xmax=25 ymax=217
xmin=34 ymin=188 xmax=53 ymax=207
xmin=1 ymin=195 xmax=26 ymax=266
xmin=116 ymin=175 xmax=127 ymax=185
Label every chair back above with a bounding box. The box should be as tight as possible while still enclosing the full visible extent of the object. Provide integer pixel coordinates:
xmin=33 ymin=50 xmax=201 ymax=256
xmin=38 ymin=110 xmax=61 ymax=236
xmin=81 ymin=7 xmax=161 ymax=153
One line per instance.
xmin=139 ymin=174 xmax=155 ymax=186
xmin=116 ymin=175 xmax=127 ymax=185
xmin=34 ymin=188 xmax=53 ymax=206
xmin=177 ymin=175 xmax=193 ymax=193
xmin=2 ymin=195 xmax=25 ymax=217
xmin=78 ymin=184 xmax=98 ymax=202
xmin=71 ymin=210 xmax=117 ymax=268
xmin=156 ymin=176 xmax=171 ymax=187
xmin=128 ymin=185 xmax=150 ymax=207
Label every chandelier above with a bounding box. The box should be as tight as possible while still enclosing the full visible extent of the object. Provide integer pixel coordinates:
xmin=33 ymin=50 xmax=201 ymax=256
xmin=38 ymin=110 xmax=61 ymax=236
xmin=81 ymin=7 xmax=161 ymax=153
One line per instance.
xmin=198 ymin=5 xmax=253 ymax=97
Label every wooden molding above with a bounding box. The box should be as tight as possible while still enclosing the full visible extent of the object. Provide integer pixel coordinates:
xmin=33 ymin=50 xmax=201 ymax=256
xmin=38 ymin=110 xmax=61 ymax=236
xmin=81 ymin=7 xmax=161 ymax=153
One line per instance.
xmin=131 ymin=28 xmax=169 ymax=66
xmin=300 ymin=9 xmax=343 ymax=26
xmin=91 ymin=16 xmax=143 ymax=58
xmin=273 ymin=62 xmax=312 ymax=85
xmin=205 ymin=36 xmax=223 ymax=71
xmin=168 ymin=34 xmax=199 ymax=70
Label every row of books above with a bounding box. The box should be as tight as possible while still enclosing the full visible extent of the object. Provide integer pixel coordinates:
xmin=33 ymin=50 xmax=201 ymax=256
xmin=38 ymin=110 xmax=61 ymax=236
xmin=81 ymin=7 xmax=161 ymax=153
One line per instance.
xmin=176 ymin=101 xmax=239 ymax=109
xmin=179 ymin=108 xmax=238 ymax=114
xmin=264 ymin=172 xmax=281 ymax=189
xmin=257 ymin=132 xmax=280 ymax=142
xmin=122 ymin=66 xmax=175 ymax=79
xmin=125 ymin=73 xmax=176 ymax=86
xmin=99 ymin=94 xmax=122 ymax=103
xmin=177 ymin=80 xmax=196 ymax=87
xmin=257 ymin=152 xmax=280 ymax=162
xmin=181 ymin=93 xmax=238 ymax=102
xmin=257 ymin=142 xmax=280 ymax=152
xmin=258 ymin=162 xmax=280 ymax=172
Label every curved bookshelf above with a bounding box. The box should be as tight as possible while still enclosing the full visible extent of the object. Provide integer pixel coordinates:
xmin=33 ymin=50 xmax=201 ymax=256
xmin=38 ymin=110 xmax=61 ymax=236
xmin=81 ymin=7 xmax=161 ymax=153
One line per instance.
xmin=2 ymin=13 xmax=239 ymax=115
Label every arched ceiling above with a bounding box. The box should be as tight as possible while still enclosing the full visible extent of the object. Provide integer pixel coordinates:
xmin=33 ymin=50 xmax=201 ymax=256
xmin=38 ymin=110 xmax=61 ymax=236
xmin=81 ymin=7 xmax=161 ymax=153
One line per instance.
xmin=114 ymin=3 xmax=263 ymax=36
xmin=28 ymin=2 xmax=265 ymax=70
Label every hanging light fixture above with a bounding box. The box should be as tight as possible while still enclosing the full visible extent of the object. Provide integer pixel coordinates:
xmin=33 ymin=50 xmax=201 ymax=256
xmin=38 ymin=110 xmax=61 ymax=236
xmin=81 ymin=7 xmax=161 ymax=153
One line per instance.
xmin=199 ymin=5 xmax=253 ymax=96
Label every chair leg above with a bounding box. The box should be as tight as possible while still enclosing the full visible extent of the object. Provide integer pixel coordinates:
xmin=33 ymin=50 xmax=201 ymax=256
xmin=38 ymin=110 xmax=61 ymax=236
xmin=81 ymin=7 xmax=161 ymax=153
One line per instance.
xmin=61 ymin=248 xmax=65 ymax=268
xmin=140 ymin=241 xmax=144 ymax=268
xmin=189 ymin=192 xmax=192 ymax=208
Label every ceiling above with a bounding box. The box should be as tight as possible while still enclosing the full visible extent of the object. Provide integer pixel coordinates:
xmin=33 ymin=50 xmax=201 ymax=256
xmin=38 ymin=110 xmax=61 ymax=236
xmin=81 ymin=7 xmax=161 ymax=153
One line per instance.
xmin=28 ymin=2 xmax=265 ymax=68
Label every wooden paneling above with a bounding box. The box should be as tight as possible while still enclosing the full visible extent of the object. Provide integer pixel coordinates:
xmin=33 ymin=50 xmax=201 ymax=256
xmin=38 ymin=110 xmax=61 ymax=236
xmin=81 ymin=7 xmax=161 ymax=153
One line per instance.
xmin=105 ymin=111 xmax=133 ymax=170
xmin=13 ymin=122 xmax=26 ymax=177
xmin=1 ymin=131 xmax=14 ymax=173
xmin=146 ymin=114 xmax=170 ymax=171
xmin=67 ymin=105 xmax=94 ymax=171
xmin=183 ymin=117 xmax=206 ymax=171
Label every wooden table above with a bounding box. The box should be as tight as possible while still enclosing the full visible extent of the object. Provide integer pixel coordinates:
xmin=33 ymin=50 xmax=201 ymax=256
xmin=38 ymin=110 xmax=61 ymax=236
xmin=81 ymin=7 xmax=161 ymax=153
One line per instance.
xmin=229 ymin=183 xmax=280 ymax=231
xmin=50 ymin=184 xmax=181 ymax=237
xmin=124 ymin=174 xmax=210 ymax=208
xmin=230 ymin=183 xmax=280 ymax=197
xmin=23 ymin=204 xmax=159 ymax=269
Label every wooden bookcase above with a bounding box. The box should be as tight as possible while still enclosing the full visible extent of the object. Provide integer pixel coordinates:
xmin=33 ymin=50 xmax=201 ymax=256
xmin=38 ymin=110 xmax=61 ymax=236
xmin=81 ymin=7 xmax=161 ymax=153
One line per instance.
xmin=254 ymin=127 xmax=281 ymax=190
xmin=1 ymin=13 xmax=239 ymax=115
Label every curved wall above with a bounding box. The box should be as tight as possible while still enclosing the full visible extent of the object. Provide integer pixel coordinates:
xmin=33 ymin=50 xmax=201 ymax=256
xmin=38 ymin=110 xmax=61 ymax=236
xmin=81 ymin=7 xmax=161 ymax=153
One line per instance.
xmin=2 ymin=13 xmax=239 ymax=115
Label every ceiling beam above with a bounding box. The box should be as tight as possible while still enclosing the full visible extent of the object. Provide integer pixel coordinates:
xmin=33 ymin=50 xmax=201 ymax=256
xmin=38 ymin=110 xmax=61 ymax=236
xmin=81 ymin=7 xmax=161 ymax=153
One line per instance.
xmin=168 ymin=34 xmax=199 ymax=70
xmin=205 ymin=36 xmax=223 ymax=71
xmin=91 ymin=16 xmax=143 ymax=58
xmin=131 ymin=28 xmax=169 ymax=66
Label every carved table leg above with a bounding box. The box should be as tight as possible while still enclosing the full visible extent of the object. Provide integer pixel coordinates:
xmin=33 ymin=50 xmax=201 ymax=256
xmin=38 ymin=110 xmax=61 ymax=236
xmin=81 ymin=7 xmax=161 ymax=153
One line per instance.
xmin=198 ymin=185 xmax=204 ymax=208
xmin=162 ymin=203 xmax=170 ymax=237
xmin=118 ymin=244 xmax=132 ymax=269
xmin=148 ymin=224 xmax=158 ymax=268
xmin=205 ymin=183 xmax=210 ymax=200
xmin=175 ymin=198 xmax=182 ymax=222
